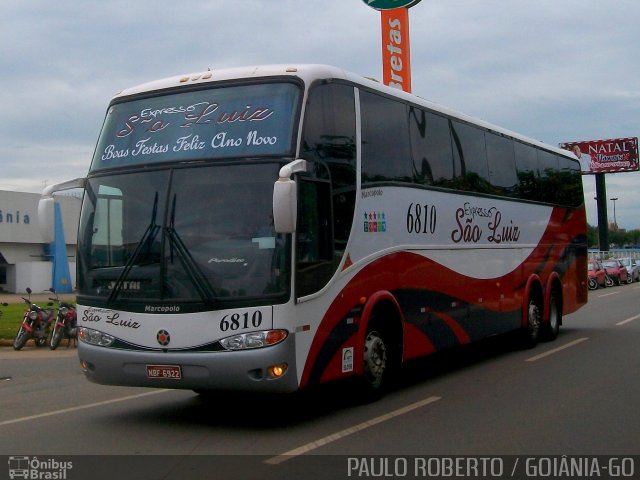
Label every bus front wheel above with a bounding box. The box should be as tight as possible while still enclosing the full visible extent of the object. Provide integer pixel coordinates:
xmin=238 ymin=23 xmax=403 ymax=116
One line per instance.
xmin=356 ymin=321 xmax=393 ymax=402
xmin=363 ymin=329 xmax=388 ymax=392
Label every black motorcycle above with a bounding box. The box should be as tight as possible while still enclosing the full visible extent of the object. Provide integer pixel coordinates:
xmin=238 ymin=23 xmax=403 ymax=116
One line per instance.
xmin=49 ymin=288 xmax=77 ymax=350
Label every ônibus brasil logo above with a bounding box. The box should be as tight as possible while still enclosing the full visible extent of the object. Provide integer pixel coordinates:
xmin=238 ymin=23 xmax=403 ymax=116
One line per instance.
xmin=8 ymin=456 xmax=73 ymax=479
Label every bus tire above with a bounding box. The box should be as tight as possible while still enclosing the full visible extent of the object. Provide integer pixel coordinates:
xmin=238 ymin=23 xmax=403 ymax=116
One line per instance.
xmin=356 ymin=313 xmax=398 ymax=402
xmin=541 ymin=290 xmax=561 ymax=341
xmin=521 ymin=292 xmax=542 ymax=349
xmin=362 ymin=328 xmax=388 ymax=397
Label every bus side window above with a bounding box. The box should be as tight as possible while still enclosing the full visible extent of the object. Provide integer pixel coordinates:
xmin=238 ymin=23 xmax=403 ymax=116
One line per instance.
xmin=409 ymin=108 xmax=454 ymax=186
xmin=299 ymin=81 xmax=357 ymax=297
xmin=296 ymin=179 xmax=334 ymax=297
xmin=450 ymin=120 xmax=491 ymax=193
xmin=486 ymin=132 xmax=517 ymax=195
xmin=360 ymin=90 xmax=413 ymax=183
xmin=514 ymin=141 xmax=540 ymax=202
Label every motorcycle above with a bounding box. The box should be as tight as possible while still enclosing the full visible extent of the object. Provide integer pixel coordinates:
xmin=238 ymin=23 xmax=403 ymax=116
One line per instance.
xmin=49 ymin=288 xmax=77 ymax=350
xmin=13 ymin=287 xmax=56 ymax=350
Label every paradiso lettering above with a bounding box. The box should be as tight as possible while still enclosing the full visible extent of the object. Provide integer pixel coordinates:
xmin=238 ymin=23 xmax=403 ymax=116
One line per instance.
xmin=451 ymin=202 xmax=521 ymax=244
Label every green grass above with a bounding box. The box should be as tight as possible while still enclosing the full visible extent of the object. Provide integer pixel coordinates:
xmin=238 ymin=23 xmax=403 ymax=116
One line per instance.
xmin=0 ymin=303 xmax=30 ymax=340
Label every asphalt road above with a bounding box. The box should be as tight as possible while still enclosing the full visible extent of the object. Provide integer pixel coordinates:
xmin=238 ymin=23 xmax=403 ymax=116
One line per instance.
xmin=1 ymin=284 xmax=638 ymax=479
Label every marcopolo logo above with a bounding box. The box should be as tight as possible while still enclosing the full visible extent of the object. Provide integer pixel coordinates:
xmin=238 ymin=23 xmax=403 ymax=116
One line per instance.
xmin=8 ymin=456 xmax=73 ymax=479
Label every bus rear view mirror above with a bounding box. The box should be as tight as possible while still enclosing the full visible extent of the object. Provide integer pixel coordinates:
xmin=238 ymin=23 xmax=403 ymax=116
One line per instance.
xmin=273 ymin=159 xmax=307 ymax=233
xmin=38 ymin=197 xmax=56 ymax=243
xmin=38 ymin=177 xmax=87 ymax=243
xmin=273 ymin=179 xmax=297 ymax=233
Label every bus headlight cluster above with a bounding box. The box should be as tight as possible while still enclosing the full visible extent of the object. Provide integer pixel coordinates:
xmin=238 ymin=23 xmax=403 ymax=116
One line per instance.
xmin=220 ymin=329 xmax=288 ymax=351
xmin=78 ymin=327 xmax=115 ymax=347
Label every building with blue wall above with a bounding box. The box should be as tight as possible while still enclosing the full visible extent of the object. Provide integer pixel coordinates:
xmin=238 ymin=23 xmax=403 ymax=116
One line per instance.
xmin=0 ymin=190 xmax=80 ymax=293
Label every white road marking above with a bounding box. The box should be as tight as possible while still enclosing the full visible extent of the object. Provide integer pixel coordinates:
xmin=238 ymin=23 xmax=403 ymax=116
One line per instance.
xmin=525 ymin=337 xmax=589 ymax=362
xmin=0 ymin=389 xmax=170 ymax=427
xmin=264 ymin=396 xmax=442 ymax=465
xmin=617 ymin=314 xmax=640 ymax=326
xmin=597 ymin=291 xmax=620 ymax=298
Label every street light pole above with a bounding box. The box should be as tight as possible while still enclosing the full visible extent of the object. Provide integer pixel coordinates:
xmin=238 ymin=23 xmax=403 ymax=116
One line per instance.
xmin=610 ymin=197 xmax=618 ymax=229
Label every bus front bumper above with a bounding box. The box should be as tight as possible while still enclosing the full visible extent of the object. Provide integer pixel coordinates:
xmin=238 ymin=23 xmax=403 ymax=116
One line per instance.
xmin=77 ymin=336 xmax=299 ymax=393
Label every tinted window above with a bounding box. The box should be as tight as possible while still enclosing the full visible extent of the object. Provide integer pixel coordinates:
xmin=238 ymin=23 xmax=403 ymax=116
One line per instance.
xmin=302 ymin=82 xmax=357 ymax=187
xmin=299 ymin=82 xmax=358 ymax=296
xmin=537 ymin=150 xmax=560 ymax=203
xmin=301 ymin=82 xmax=356 ymax=249
xmin=486 ymin=133 xmax=517 ymax=193
xmin=360 ymin=90 xmax=412 ymax=183
xmin=514 ymin=141 xmax=540 ymax=201
xmin=409 ymin=108 xmax=455 ymax=186
xmin=77 ymin=164 xmax=290 ymax=305
xmin=559 ymin=158 xmax=583 ymax=206
xmin=450 ymin=121 xmax=490 ymax=192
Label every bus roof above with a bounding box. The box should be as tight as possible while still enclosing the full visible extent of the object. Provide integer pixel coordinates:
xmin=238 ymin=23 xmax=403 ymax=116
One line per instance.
xmin=114 ymin=63 xmax=577 ymax=161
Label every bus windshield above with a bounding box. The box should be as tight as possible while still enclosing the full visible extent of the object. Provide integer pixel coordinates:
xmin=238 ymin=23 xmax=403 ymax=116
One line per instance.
xmin=90 ymin=82 xmax=301 ymax=172
xmin=77 ymin=162 xmax=290 ymax=307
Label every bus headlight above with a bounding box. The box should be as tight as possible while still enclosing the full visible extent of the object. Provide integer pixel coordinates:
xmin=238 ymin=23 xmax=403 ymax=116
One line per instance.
xmin=219 ymin=329 xmax=288 ymax=350
xmin=78 ymin=327 xmax=115 ymax=347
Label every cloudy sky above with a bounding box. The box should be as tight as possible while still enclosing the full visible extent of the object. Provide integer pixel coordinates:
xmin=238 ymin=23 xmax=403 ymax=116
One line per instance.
xmin=2 ymin=0 xmax=639 ymax=229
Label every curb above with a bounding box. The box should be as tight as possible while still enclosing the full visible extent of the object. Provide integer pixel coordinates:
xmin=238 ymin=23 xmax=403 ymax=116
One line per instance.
xmin=0 ymin=338 xmax=78 ymax=348
xmin=0 ymin=338 xmax=43 ymax=348
xmin=0 ymin=338 xmax=78 ymax=349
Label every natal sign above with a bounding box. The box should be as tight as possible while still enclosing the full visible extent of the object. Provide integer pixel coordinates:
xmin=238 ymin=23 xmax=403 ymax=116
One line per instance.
xmin=363 ymin=0 xmax=422 ymax=10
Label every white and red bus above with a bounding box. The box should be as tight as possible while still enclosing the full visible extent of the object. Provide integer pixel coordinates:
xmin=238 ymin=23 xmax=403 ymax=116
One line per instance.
xmin=41 ymin=64 xmax=587 ymax=397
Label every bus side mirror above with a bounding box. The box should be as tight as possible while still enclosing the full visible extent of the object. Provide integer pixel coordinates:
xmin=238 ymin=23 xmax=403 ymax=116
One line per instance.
xmin=38 ymin=177 xmax=87 ymax=243
xmin=273 ymin=159 xmax=307 ymax=233
xmin=38 ymin=197 xmax=56 ymax=243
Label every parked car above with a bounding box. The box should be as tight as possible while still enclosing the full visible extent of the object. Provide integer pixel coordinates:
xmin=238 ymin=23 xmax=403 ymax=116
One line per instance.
xmin=601 ymin=259 xmax=629 ymax=285
xmin=588 ymin=261 xmax=609 ymax=289
xmin=619 ymin=257 xmax=640 ymax=283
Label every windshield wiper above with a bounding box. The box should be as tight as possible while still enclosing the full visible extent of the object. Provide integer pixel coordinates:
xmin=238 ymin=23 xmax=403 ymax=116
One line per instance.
xmin=108 ymin=192 xmax=161 ymax=303
xmin=166 ymin=194 xmax=217 ymax=306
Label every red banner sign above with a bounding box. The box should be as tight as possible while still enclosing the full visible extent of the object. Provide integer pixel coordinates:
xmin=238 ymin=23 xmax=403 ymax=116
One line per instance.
xmin=381 ymin=8 xmax=411 ymax=93
xmin=560 ymin=137 xmax=639 ymax=174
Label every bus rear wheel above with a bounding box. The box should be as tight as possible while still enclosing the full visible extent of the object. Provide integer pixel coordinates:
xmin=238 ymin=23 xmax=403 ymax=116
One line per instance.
xmin=521 ymin=294 xmax=541 ymax=349
xmin=541 ymin=291 xmax=561 ymax=341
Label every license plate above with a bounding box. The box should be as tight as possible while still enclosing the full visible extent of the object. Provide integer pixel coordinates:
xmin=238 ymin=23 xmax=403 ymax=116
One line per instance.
xmin=146 ymin=364 xmax=182 ymax=380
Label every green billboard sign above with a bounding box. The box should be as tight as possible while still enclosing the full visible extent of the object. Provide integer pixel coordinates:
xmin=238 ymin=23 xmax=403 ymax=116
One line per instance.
xmin=362 ymin=0 xmax=422 ymax=10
